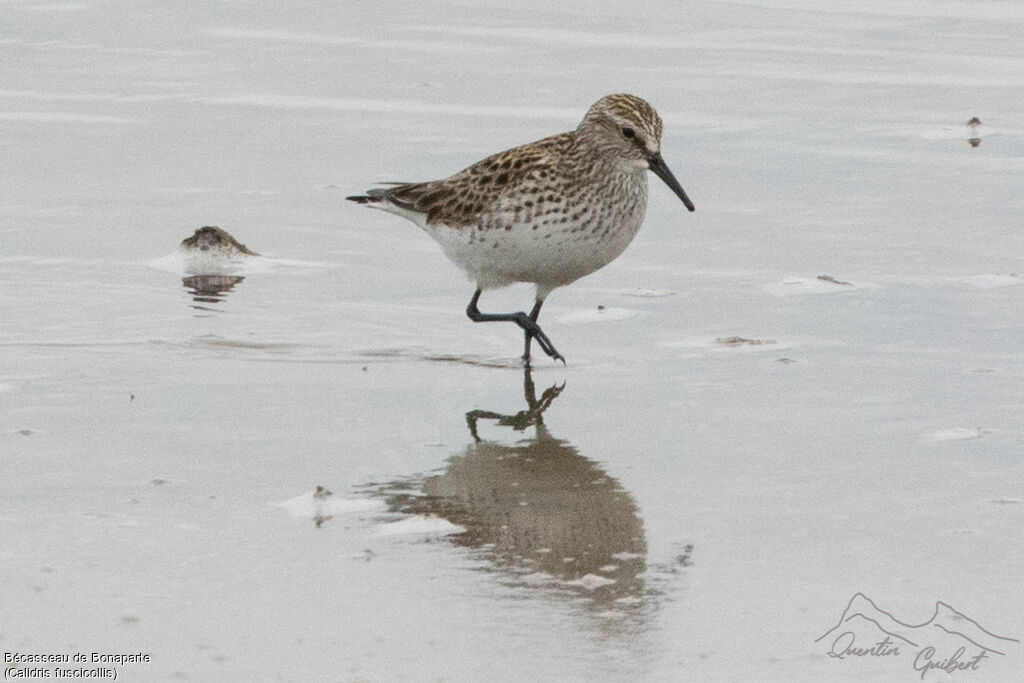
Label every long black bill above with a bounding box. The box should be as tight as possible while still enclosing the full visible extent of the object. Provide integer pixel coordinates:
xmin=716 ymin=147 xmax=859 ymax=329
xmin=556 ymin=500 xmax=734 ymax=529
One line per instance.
xmin=648 ymin=153 xmax=695 ymax=212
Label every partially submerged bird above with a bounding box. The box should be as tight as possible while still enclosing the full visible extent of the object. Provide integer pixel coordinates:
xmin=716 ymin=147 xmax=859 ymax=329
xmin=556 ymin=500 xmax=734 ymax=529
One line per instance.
xmin=176 ymin=227 xmax=259 ymax=303
xmin=347 ymin=93 xmax=695 ymax=364
xmin=180 ymin=226 xmax=259 ymax=257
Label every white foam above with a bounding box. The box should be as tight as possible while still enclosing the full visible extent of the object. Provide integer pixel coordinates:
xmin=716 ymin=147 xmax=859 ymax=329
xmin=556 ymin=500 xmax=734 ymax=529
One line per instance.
xmin=558 ymin=307 xmax=638 ymax=324
xmin=270 ymin=258 xmax=335 ymax=269
xmin=610 ymin=552 xmax=643 ymax=561
xmin=144 ymin=253 xmax=188 ymax=274
xmin=375 ymin=515 xmax=465 ymax=537
xmin=961 ymin=274 xmax=1023 ymax=289
xmin=760 ymin=276 xmax=868 ymax=296
xmin=924 ymin=427 xmax=982 ymax=442
xmin=615 ymin=288 xmax=677 ymax=298
xmin=276 ymin=490 xmax=384 ymax=518
xmin=911 ymin=125 xmax=998 ymax=141
xmin=563 ymin=574 xmax=617 ymax=590
xmin=144 ymin=251 xmax=274 ymax=276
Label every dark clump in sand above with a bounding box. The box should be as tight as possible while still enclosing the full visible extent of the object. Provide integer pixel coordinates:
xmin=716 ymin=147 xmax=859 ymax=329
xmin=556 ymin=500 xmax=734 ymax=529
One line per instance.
xmin=716 ymin=336 xmax=775 ymax=347
xmin=180 ymin=226 xmax=259 ymax=256
xmin=817 ymin=274 xmax=853 ymax=286
xmin=966 ymin=117 xmax=982 ymax=147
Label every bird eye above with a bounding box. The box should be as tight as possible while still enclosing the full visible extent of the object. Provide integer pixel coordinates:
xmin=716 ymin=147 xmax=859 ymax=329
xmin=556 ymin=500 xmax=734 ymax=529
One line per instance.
xmin=621 ymin=127 xmax=636 ymax=139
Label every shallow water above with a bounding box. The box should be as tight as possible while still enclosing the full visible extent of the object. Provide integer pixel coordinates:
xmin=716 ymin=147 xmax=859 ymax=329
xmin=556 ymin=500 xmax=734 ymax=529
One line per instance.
xmin=2 ymin=1 xmax=1023 ymax=681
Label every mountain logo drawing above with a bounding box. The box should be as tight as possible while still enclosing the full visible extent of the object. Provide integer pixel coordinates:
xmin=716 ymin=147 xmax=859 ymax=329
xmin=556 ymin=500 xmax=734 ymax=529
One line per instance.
xmin=816 ymin=592 xmax=1018 ymax=678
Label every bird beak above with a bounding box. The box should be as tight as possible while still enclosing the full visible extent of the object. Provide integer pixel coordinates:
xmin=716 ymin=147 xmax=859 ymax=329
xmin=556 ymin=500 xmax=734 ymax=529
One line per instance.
xmin=648 ymin=153 xmax=695 ymax=212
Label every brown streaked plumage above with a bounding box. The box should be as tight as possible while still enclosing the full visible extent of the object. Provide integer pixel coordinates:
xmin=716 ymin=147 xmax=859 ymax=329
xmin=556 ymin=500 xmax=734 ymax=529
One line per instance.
xmin=180 ymin=226 xmax=259 ymax=256
xmin=348 ymin=93 xmax=695 ymax=365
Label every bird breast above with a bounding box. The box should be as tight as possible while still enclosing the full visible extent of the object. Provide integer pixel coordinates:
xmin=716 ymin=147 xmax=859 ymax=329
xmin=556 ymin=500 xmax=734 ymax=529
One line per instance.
xmin=426 ymin=167 xmax=650 ymax=291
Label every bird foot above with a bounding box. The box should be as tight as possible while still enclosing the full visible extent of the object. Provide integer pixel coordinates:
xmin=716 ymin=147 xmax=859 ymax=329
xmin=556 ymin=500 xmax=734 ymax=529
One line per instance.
xmin=522 ymin=325 xmax=565 ymax=366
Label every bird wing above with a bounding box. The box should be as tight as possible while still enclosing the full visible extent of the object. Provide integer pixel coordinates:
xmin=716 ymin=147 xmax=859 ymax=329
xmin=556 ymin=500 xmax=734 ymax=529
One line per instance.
xmin=358 ymin=132 xmax=573 ymax=228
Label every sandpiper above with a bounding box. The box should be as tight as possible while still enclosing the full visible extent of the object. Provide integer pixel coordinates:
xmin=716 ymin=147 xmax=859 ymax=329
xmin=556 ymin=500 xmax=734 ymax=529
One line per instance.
xmin=347 ymin=93 xmax=695 ymax=364
xmin=180 ymin=226 xmax=259 ymax=256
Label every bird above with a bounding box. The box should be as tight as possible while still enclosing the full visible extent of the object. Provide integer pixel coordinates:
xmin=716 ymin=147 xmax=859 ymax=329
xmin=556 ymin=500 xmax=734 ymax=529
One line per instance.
xmin=179 ymin=225 xmax=259 ymax=256
xmin=347 ymin=93 xmax=695 ymax=365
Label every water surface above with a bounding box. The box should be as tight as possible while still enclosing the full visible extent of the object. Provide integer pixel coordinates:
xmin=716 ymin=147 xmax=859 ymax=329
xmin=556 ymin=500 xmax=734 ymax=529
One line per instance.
xmin=2 ymin=1 xmax=1023 ymax=680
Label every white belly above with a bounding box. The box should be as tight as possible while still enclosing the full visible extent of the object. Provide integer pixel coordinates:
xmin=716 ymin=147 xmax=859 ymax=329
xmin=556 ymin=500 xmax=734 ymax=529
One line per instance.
xmin=426 ymin=185 xmax=648 ymax=295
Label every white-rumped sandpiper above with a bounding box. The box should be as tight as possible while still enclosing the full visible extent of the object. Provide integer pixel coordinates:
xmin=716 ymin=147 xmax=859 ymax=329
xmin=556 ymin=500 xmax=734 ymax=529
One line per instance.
xmin=348 ymin=93 xmax=695 ymax=364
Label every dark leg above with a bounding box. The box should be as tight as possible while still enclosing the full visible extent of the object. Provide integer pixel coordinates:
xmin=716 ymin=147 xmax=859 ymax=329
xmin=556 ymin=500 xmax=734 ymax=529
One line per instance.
xmin=466 ymin=289 xmax=564 ymax=365
xmin=522 ymin=298 xmax=545 ymax=363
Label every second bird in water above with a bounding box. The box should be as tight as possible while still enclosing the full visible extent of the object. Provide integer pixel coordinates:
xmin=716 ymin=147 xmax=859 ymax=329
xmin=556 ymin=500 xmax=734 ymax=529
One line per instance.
xmin=348 ymin=93 xmax=695 ymax=365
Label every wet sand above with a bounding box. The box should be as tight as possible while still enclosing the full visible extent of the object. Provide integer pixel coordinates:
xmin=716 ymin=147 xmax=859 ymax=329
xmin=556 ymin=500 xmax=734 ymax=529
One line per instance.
xmin=2 ymin=1 xmax=1023 ymax=680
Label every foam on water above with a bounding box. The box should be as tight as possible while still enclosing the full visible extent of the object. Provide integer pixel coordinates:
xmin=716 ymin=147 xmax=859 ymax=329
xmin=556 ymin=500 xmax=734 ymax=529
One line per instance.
xmin=615 ymin=288 xmax=676 ymax=298
xmin=923 ymin=427 xmax=983 ymax=442
xmin=759 ymin=275 xmax=872 ymax=296
xmin=276 ymin=489 xmax=384 ymax=518
xmin=563 ymin=574 xmax=618 ymax=591
xmin=558 ymin=307 xmax=638 ymax=324
xmin=961 ymin=273 xmax=1023 ymax=289
xmin=144 ymin=251 xmax=274 ymax=276
xmin=375 ymin=515 xmax=466 ymax=537
xmin=4 ymin=2 xmax=1023 ymax=681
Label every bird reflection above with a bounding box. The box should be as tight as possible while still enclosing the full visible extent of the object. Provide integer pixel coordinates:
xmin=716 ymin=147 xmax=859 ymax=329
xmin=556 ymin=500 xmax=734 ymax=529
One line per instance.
xmin=368 ymin=369 xmax=648 ymax=618
xmin=182 ymin=274 xmax=245 ymax=305
xmin=177 ymin=226 xmax=258 ymax=307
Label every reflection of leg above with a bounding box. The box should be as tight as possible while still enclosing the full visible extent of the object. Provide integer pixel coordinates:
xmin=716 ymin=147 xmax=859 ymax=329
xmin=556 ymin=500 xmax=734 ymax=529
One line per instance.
xmin=466 ymin=367 xmax=566 ymax=442
xmin=522 ymin=364 xmax=565 ymax=415
xmin=522 ymin=363 xmax=536 ymax=404
xmin=465 ymin=289 xmax=564 ymax=365
xmin=534 ymin=380 xmax=565 ymax=416
xmin=466 ymin=409 xmax=503 ymax=443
